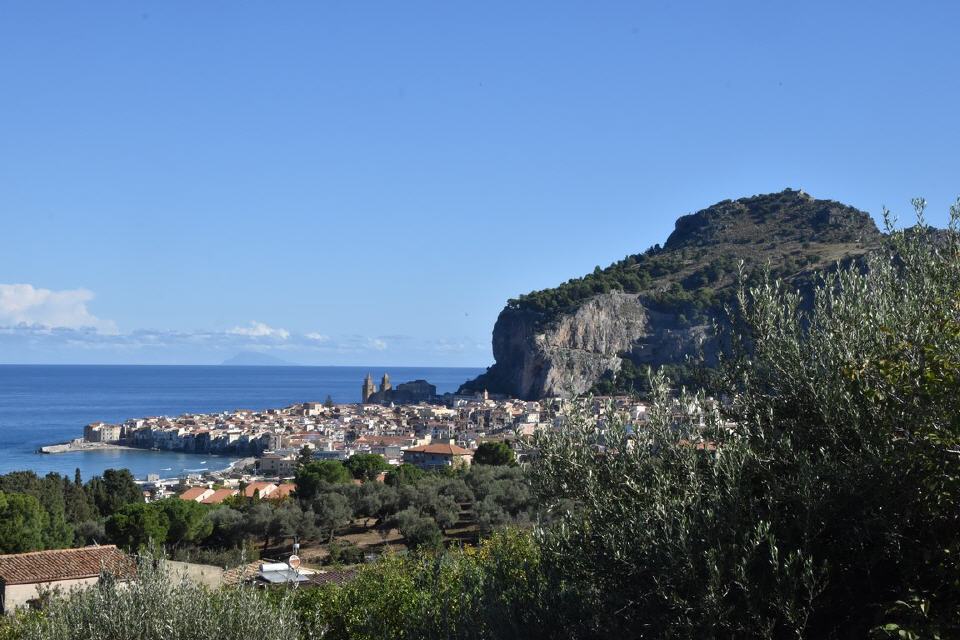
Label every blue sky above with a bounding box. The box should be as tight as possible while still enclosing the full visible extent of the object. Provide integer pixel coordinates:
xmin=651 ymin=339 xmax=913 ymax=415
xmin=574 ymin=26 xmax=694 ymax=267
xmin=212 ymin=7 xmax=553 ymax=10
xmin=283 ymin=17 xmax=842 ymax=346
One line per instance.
xmin=2 ymin=1 xmax=959 ymax=366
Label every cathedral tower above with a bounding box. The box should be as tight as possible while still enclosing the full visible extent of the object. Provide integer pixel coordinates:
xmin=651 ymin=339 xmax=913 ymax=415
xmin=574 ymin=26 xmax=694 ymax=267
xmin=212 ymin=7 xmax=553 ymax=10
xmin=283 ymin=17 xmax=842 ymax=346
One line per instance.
xmin=362 ymin=374 xmax=376 ymax=403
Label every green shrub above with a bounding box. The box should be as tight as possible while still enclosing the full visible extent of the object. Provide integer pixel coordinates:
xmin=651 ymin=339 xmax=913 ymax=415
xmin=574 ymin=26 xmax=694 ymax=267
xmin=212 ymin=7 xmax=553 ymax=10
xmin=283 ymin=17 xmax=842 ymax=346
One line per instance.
xmin=292 ymin=530 xmax=558 ymax=640
xmin=5 ymin=555 xmax=299 ymax=640
xmin=327 ymin=540 xmax=365 ymax=566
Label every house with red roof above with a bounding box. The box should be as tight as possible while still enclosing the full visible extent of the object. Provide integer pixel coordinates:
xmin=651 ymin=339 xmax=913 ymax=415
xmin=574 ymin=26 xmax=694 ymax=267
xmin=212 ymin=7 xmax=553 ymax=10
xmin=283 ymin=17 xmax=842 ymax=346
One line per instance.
xmin=267 ymin=483 xmax=296 ymax=500
xmin=201 ymin=488 xmax=239 ymax=505
xmin=402 ymin=442 xmax=474 ymax=470
xmin=179 ymin=486 xmax=214 ymax=502
xmin=244 ymin=482 xmax=277 ymax=499
xmin=0 ymin=546 xmax=134 ymax=614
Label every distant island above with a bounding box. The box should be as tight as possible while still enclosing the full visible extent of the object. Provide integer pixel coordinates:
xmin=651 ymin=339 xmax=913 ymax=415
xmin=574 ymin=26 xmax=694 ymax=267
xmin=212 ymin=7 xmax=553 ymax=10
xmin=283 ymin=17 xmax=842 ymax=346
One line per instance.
xmin=220 ymin=351 xmax=300 ymax=366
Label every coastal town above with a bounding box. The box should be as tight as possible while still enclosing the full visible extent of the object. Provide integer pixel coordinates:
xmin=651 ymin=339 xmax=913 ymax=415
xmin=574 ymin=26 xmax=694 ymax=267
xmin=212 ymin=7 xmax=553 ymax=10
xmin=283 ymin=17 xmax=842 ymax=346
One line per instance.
xmin=44 ymin=373 xmax=651 ymax=500
xmin=0 ymin=373 xmax=660 ymax=618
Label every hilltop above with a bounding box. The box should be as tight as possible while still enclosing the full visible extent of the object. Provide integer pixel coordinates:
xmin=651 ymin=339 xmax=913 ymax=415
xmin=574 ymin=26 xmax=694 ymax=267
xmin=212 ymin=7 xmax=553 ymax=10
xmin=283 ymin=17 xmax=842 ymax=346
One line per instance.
xmin=460 ymin=189 xmax=882 ymax=399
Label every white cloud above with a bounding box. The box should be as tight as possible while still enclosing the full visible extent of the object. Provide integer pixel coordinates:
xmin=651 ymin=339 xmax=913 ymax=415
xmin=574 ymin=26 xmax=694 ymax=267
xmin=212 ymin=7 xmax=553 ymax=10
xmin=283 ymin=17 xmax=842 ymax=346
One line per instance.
xmin=227 ymin=321 xmax=290 ymax=340
xmin=368 ymin=338 xmax=388 ymax=351
xmin=0 ymin=283 xmax=117 ymax=333
xmin=305 ymin=332 xmax=330 ymax=342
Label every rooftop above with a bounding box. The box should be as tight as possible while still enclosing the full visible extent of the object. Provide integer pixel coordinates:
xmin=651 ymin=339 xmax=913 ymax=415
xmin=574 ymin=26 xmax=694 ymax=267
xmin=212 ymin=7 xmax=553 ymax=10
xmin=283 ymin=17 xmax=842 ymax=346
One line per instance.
xmin=0 ymin=545 xmax=134 ymax=585
xmin=404 ymin=443 xmax=473 ymax=456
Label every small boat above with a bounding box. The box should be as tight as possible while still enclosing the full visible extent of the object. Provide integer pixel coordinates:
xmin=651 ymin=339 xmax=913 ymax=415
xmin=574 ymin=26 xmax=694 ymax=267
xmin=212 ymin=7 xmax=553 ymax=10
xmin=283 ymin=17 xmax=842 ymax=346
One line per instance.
xmin=200 ymin=460 xmax=208 ymax=464
xmin=161 ymin=467 xmax=172 ymax=471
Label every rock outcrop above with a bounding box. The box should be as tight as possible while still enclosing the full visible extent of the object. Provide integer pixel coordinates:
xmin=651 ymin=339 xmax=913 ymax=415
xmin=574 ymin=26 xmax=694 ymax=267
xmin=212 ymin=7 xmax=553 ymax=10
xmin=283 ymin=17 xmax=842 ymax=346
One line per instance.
xmin=461 ymin=189 xmax=882 ymax=399
xmin=488 ymin=292 xmax=648 ymax=399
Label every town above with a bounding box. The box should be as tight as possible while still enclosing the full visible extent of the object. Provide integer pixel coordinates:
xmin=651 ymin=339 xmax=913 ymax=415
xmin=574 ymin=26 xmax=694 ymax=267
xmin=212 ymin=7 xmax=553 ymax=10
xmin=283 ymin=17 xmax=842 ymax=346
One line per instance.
xmin=71 ymin=373 xmax=651 ymax=497
xmin=0 ymin=376 xmax=656 ymax=619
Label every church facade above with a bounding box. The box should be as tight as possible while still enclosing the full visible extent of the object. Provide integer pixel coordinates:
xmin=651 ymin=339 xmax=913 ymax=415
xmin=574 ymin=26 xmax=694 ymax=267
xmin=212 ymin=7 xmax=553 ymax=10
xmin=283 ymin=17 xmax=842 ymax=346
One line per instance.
xmin=361 ymin=373 xmax=436 ymax=405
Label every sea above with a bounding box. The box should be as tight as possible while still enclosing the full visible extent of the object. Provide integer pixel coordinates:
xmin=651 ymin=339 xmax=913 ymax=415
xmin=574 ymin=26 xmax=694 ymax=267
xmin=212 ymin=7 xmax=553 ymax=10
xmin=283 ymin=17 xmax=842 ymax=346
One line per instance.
xmin=0 ymin=365 xmax=483 ymax=481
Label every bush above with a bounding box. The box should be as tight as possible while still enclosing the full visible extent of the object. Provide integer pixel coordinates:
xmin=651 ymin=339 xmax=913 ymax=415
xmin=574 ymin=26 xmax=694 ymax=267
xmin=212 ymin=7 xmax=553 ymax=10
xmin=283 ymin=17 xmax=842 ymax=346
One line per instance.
xmin=345 ymin=454 xmax=390 ymax=481
xmin=291 ymin=530 xmax=558 ymax=640
xmin=5 ymin=555 xmax=300 ymax=640
xmin=327 ymin=540 xmax=366 ymax=566
xmin=394 ymin=508 xmax=443 ymax=551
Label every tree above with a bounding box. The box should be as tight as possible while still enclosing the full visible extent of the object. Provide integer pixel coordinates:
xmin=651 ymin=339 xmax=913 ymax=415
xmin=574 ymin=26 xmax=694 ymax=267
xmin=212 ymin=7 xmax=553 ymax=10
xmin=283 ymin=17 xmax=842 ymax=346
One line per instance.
xmin=473 ymin=441 xmax=515 ymax=466
xmin=74 ymin=519 xmax=106 ymax=546
xmin=87 ymin=469 xmax=143 ymax=517
xmin=62 ymin=475 xmax=97 ymax=530
xmin=0 ymin=471 xmax=74 ymax=550
xmin=324 ymin=394 xmax=335 ymax=408
xmin=245 ymin=503 xmax=275 ymax=548
xmin=314 ymin=493 xmax=353 ymax=543
xmin=385 ymin=463 xmax=424 ymax=487
xmin=296 ymin=445 xmax=313 ymax=468
xmin=294 ymin=460 xmax=352 ymax=502
xmin=207 ymin=507 xmax=247 ymax=548
xmin=267 ymin=502 xmax=297 ymax=546
xmin=270 ymin=501 xmax=319 ymax=545
xmin=106 ymin=503 xmax=169 ymax=551
xmin=476 ymin=497 xmax=509 ymax=536
xmin=1 ymin=555 xmax=303 ymax=640
xmin=345 ymin=453 xmax=390 ymax=481
xmin=422 ymin=492 xmax=460 ymax=532
xmin=394 ymin=508 xmax=442 ymax=551
xmin=356 ymin=482 xmax=399 ymax=527
xmin=529 ymin=202 xmax=960 ymax=638
xmin=0 ymin=490 xmax=47 ymax=553
xmin=155 ymin=498 xmax=213 ymax=547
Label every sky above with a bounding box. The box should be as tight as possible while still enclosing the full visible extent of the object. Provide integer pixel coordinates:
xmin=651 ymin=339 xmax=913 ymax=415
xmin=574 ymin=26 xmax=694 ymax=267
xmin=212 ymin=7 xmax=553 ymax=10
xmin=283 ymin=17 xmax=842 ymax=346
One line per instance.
xmin=2 ymin=1 xmax=959 ymax=366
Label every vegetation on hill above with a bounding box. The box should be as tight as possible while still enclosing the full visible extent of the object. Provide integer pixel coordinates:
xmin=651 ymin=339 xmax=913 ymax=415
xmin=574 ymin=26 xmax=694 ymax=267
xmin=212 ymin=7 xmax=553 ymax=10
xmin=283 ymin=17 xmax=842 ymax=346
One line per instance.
xmin=507 ymin=189 xmax=879 ymax=325
xmin=462 ymin=190 xmax=883 ymax=398
xmin=0 ymin=468 xmax=142 ymax=553
xmin=0 ymin=454 xmax=533 ymax=570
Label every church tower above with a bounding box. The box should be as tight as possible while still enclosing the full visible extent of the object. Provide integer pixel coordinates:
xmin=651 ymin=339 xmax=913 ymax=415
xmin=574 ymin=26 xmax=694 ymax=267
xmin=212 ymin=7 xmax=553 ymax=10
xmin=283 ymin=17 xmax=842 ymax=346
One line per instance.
xmin=362 ymin=374 xmax=376 ymax=403
xmin=380 ymin=373 xmax=392 ymax=393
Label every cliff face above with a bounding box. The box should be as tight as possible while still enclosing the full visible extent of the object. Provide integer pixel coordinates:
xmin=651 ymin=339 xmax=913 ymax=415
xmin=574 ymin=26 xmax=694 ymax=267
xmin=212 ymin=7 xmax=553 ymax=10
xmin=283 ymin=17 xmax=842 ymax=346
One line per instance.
xmin=477 ymin=293 xmax=712 ymax=399
xmin=489 ymin=293 xmax=648 ymax=399
xmin=462 ymin=189 xmax=881 ymax=399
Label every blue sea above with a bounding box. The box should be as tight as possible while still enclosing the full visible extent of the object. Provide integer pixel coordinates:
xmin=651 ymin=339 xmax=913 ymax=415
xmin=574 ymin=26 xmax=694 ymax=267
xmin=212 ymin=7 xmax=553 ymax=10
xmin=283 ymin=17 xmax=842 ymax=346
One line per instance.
xmin=0 ymin=365 xmax=483 ymax=481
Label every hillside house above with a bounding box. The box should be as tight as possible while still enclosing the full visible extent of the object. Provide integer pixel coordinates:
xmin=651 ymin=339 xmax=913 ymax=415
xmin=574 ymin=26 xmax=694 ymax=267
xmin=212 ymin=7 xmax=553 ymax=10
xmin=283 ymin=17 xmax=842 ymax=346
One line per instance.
xmin=0 ymin=546 xmax=134 ymax=615
xmin=402 ymin=442 xmax=474 ymax=470
xmin=244 ymin=482 xmax=278 ymax=499
xmin=201 ymin=488 xmax=239 ymax=505
xmin=179 ymin=486 xmax=214 ymax=502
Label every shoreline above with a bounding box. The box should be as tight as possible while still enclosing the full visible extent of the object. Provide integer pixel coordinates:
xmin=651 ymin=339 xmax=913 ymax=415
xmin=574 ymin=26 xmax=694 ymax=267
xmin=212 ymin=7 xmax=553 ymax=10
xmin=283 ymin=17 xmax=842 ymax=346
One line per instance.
xmin=39 ymin=441 xmax=142 ymax=454
xmin=38 ymin=441 xmax=252 ymax=481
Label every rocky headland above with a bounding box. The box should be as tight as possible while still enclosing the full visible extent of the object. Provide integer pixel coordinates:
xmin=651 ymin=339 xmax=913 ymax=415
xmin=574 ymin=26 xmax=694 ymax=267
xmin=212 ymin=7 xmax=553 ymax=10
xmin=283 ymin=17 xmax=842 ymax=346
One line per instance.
xmin=461 ymin=189 xmax=882 ymax=399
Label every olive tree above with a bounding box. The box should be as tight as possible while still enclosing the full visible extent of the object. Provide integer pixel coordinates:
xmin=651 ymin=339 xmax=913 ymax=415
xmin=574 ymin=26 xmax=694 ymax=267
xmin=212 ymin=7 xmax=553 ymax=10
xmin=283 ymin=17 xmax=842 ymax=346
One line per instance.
xmin=531 ymin=201 xmax=960 ymax=638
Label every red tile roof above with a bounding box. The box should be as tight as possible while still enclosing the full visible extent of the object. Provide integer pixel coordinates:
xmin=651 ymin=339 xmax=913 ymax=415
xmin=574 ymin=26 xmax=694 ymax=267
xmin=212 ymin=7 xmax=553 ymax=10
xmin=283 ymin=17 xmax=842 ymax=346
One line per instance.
xmin=355 ymin=435 xmax=416 ymax=446
xmin=201 ymin=488 xmax=239 ymax=504
xmin=404 ymin=443 xmax=473 ymax=456
xmin=244 ymin=482 xmax=277 ymax=498
xmin=268 ymin=484 xmax=296 ymax=500
xmin=309 ymin=568 xmax=358 ymax=586
xmin=179 ymin=487 xmax=210 ymax=502
xmin=0 ymin=545 xmax=135 ymax=585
